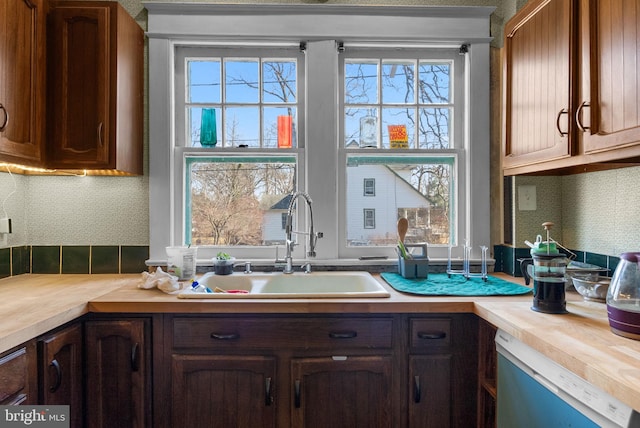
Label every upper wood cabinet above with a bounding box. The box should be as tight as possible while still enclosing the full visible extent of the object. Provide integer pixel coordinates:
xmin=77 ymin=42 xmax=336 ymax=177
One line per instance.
xmin=503 ymin=0 xmax=575 ymax=171
xmin=503 ymin=0 xmax=640 ymax=175
xmin=46 ymin=1 xmax=144 ymax=175
xmin=0 ymin=0 xmax=47 ymax=167
xmin=577 ymin=0 xmax=640 ymax=155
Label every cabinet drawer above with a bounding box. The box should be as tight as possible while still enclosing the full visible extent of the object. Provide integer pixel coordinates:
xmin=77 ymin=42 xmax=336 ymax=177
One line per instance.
xmin=173 ymin=317 xmax=393 ymax=350
xmin=410 ymin=318 xmax=451 ymax=350
xmin=0 ymin=347 xmax=32 ymax=405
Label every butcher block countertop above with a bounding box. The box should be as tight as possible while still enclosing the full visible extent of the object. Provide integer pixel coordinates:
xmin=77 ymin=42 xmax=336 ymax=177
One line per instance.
xmin=2 ymin=273 xmax=640 ymax=412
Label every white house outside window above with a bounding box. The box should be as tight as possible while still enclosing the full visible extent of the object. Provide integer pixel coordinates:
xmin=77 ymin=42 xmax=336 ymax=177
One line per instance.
xmin=146 ymin=4 xmax=493 ymax=263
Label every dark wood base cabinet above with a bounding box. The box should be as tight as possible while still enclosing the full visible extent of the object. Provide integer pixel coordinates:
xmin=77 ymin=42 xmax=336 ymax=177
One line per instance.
xmin=39 ymin=323 xmax=84 ymax=427
xmin=157 ymin=313 xmax=478 ymax=428
xmin=85 ymin=317 xmax=152 ymax=428
xmin=0 ymin=312 xmax=481 ymax=428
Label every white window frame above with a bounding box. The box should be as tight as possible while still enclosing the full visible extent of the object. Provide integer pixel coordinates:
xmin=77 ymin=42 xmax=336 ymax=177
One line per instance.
xmin=364 ymin=209 xmax=376 ymax=229
xmin=146 ymin=3 xmax=494 ymax=263
xmin=363 ymin=178 xmax=375 ymax=197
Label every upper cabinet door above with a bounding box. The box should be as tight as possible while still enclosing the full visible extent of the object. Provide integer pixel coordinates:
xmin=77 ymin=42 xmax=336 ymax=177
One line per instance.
xmin=502 ymin=0 xmax=576 ymax=169
xmin=0 ymin=0 xmax=46 ymax=165
xmin=47 ymin=4 xmax=110 ymax=168
xmin=46 ymin=1 xmax=144 ymax=175
xmin=578 ymin=0 xmax=640 ymax=154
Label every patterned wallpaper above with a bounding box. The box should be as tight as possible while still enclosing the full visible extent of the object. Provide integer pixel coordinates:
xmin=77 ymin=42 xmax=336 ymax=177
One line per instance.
xmin=512 ymin=166 xmax=640 ymax=257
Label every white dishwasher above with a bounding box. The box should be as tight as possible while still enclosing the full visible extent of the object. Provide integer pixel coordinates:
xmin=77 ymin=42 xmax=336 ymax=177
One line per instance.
xmin=495 ymin=329 xmax=640 ymax=428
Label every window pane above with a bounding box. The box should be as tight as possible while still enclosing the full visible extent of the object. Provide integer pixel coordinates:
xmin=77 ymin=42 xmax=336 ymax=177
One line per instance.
xmin=345 ymin=108 xmax=379 ymax=148
xmin=382 ymin=61 xmax=415 ymax=104
xmin=188 ymin=107 xmax=221 ymax=147
xmin=225 ymin=107 xmax=260 ymax=147
xmin=346 ymin=156 xmax=453 ymax=246
xmin=186 ymin=157 xmax=296 ymax=246
xmin=345 ymin=61 xmax=378 ymax=104
xmin=382 ymin=108 xmax=415 ymax=149
xmin=225 ymin=59 xmax=260 ymax=103
xmin=263 ymin=108 xmax=297 ymax=148
xmin=419 ymin=62 xmax=451 ymax=104
xmin=263 ymin=60 xmax=297 ymax=103
xmin=419 ymin=107 xmax=450 ymax=149
xmin=188 ymin=59 xmax=221 ymax=103
xmin=364 ymin=209 xmax=375 ymax=229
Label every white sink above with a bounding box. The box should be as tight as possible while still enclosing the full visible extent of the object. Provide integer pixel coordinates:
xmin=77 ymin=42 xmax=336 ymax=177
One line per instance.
xmin=177 ymin=271 xmax=390 ymax=299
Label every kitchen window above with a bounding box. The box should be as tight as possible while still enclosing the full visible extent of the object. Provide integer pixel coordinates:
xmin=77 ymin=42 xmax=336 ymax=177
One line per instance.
xmin=146 ymin=4 xmax=493 ymax=262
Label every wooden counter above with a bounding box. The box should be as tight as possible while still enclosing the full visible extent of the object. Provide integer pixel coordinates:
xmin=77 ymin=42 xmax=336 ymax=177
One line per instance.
xmin=1 ymin=272 xmax=640 ymax=413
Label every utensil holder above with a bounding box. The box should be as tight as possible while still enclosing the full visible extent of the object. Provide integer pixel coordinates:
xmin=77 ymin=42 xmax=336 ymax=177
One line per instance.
xmin=398 ymin=244 xmax=429 ymax=279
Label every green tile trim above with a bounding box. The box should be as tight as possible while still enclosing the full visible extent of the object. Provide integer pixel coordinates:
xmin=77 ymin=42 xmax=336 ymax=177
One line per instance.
xmin=13 ymin=246 xmax=31 ymax=275
xmin=0 ymin=248 xmax=10 ymax=279
xmin=32 ymin=246 xmax=61 ymax=274
xmin=62 ymin=246 xmax=90 ymax=274
xmin=91 ymin=246 xmax=120 ymax=274
xmin=121 ymin=246 xmax=149 ymax=274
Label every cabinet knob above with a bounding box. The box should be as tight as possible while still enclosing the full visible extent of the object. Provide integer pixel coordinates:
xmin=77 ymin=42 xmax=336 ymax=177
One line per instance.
xmin=576 ymin=101 xmax=591 ymax=132
xmin=131 ymin=342 xmax=139 ymax=372
xmin=294 ymin=379 xmax=301 ymax=408
xmin=417 ymin=331 xmax=446 ymax=340
xmin=413 ymin=375 xmax=421 ymax=403
xmin=0 ymin=103 xmax=8 ymax=131
xmin=556 ymin=109 xmax=569 ymax=137
xmin=265 ymin=377 xmax=273 ymax=406
xmin=210 ymin=333 xmax=240 ymax=340
xmin=49 ymin=359 xmax=62 ymax=393
xmin=328 ymin=331 xmax=357 ymax=339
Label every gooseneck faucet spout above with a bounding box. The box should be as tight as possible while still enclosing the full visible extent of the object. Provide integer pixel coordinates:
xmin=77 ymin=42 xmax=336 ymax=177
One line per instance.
xmin=283 ymin=191 xmax=322 ymax=274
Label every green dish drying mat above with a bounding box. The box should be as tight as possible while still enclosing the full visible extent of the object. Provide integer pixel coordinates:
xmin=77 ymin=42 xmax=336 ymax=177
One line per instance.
xmin=380 ymin=272 xmax=532 ymax=296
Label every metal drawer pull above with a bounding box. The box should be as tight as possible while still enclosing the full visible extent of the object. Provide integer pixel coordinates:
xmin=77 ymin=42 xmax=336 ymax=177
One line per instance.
xmin=328 ymin=331 xmax=357 ymax=339
xmin=210 ymin=333 xmax=240 ymax=340
xmin=413 ymin=375 xmax=421 ymax=403
xmin=576 ymin=101 xmax=590 ymax=132
xmin=97 ymin=122 xmax=104 ymax=146
xmin=265 ymin=377 xmax=273 ymax=406
xmin=49 ymin=359 xmax=62 ymax=393
xmin=556 ymin=108 xmax=569 ymax=137
xmin=0 ymin=103 xmax=7 ymax=131
xmin=417 ymin=331 xmax=446 ymax=340
xmin=131 ymin=343 xmax=139 ymax=372
xmin=294 ymin=380 xmax=301 ymax=408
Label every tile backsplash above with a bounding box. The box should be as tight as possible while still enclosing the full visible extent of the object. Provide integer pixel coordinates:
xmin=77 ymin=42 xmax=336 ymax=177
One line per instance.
xmin=494 ymin=244 xmax=621 ymax=277
xmin=0 ymin=245 xmax=149 ymax=278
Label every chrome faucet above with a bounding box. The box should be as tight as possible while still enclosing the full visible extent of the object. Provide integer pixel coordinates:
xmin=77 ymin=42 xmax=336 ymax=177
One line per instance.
xmin=283 ymin=191 xmax=322 ymax=273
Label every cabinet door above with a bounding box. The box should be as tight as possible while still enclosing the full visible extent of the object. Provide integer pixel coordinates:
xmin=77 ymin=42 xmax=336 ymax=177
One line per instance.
xmin=503 ymin=0 xmax=576 ymax=169
xmin=578 ymin=0 xmax=640 ymax=153
xmin=408 ymin=355 xmax=452 ymax=428
xmin=85 ymin=319 xmax=149 ymax=428
xmin=171 ymin=354 xmax=276 ymax=428
xmin=47 ymin=4 xmax=110 ymax=169
xmin=0 ymin=0 xmax=46 ymax=165
xmin=0 ymin=342 xmax=37 ymax=405
xmin=291 ymin=356 xmax=393 ymax=428
xmin=39 ymin=323 xmax=83 ymax=428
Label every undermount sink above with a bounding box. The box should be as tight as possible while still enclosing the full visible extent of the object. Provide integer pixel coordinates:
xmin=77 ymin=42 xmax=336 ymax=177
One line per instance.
xmin=177 ymin=271 xmax=390 ymax=299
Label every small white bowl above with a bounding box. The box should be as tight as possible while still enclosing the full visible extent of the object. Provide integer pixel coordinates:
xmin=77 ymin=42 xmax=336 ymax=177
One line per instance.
xmin=571 ymin=275 xmax=611 ymax=302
